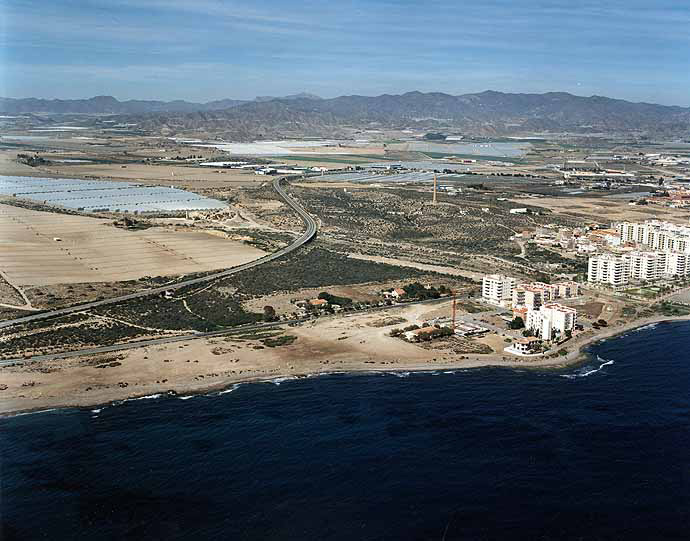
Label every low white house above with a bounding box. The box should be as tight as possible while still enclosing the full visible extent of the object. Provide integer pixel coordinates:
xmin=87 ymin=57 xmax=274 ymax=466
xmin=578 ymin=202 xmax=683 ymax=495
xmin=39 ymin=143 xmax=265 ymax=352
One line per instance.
xmin=505 ymin=337 xmax=542 ymax=356
xmin=404 ymin=326 xmax=437 ymax=342
xmin=386 ymin=287 xmax=407 ymax=299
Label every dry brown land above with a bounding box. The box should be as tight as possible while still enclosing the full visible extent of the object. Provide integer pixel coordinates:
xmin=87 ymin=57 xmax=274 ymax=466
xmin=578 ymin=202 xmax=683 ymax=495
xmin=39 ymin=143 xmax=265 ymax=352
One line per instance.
xmin=242 ymin=284 xmax=385 ymax=314
xmin=0 ymin=151 xmax=269 ymax=190
xmin=512 ymin=195 xmax=690 ymax=224
xmin=3 ymin=135 xmax=688 ymax=415
xmin=347 ymin=253 xmax=485 ymax=281
xmin=0 ymin=203 xmax=266 ymax=286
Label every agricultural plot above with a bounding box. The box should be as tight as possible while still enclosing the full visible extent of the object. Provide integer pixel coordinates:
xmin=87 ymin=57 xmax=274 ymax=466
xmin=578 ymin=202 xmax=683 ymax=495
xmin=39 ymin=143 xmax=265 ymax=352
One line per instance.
xmin=387 ymin=141 xmax=531 ymax=158
xmin=0 ymin=175 xmax=228 ymax=213
xmin=314 ymin=171 xmax=466 ymax=183
xmin=0 ymin=204 xmax=266 ymax=286
xmin=510 ymin=194 xmax=690 ymax=225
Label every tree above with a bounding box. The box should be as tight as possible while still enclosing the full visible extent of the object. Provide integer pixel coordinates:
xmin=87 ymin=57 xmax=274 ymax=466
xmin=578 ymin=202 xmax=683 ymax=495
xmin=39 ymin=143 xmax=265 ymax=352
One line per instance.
xmin=263 ymin=305 xmax=277 ymax=322
xmin=509 ymin=316 xmax=525 ymax=329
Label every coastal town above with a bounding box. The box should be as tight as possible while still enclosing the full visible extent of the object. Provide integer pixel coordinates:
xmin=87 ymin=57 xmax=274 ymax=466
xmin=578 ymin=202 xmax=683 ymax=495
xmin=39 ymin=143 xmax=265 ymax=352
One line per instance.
xmin=4 ymin=0 xmax=690 ymax=538
xmin=1 ymin=90 xmax=690 ymax=414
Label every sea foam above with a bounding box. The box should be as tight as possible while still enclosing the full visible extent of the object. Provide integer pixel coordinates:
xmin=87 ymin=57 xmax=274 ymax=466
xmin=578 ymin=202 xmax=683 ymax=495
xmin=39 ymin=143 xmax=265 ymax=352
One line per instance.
xmin=561 ymin=356 xmax=615 ymax=379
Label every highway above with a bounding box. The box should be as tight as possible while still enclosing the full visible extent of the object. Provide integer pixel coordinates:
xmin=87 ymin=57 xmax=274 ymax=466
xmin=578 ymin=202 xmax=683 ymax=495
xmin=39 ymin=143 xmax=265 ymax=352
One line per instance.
xmin=0 ymin=178 xmax=318 ymax=330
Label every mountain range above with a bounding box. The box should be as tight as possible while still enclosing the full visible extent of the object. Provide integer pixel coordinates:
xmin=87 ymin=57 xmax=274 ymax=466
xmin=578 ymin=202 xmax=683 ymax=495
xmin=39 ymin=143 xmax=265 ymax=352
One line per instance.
xmin=3 ymin=91 xmax=689 ymax=138
xmin=0 ymin=93 xmax=322 ymax=114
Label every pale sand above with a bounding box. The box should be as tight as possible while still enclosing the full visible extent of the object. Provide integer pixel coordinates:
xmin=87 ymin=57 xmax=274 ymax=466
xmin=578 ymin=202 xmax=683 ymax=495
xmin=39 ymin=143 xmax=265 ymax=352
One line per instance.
xmin=2 ymin=302 xmax=688 ymax=416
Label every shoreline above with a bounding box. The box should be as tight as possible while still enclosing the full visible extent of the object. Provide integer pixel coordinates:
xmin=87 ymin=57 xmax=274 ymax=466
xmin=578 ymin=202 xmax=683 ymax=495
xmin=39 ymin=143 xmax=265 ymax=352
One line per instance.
xmin=2 ymin=313 xmax=689 ymax=417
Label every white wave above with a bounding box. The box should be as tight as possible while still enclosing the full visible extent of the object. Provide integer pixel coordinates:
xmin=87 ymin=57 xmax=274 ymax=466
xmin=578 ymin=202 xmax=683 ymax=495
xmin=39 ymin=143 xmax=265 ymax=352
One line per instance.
xmin=270 ymin=377 xmax=296 ymax=386
xmin=561 ymin=357 xmax=614 ymax=379
xmin=390 ymin=371 xmax=411 ymax=378
xmin=631 ymin=322 xmax=659 ymax=333
xmin=177 ymin=395 xmax=196 ymax=400
xmin=12 ymin=408 xmax=58 ymax=417
xmin=217 ymin=383 xmax=242 ymax=395
xmin=125 ymin=393 xmax=163 ymax=402
xmin=91 ymin=408 xmax=102 ymax=413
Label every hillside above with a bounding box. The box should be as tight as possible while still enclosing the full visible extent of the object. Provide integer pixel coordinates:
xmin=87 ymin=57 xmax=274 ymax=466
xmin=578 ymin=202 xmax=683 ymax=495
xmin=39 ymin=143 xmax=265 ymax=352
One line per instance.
xmin=4 ymin=91 xmax=689 ymax=138
xmin=126 ymin=91 xmax=690 ymax=139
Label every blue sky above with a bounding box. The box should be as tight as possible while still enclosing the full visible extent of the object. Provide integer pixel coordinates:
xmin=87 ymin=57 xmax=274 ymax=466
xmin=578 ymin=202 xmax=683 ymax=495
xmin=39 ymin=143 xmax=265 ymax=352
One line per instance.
xmin=1 ymin=0 xmax=689 ymax=105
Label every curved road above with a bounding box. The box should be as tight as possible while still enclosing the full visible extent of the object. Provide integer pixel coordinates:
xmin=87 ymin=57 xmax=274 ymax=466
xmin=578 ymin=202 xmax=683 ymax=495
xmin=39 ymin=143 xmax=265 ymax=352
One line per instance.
xmin=0 ymin=178 xmax=317 ymax=330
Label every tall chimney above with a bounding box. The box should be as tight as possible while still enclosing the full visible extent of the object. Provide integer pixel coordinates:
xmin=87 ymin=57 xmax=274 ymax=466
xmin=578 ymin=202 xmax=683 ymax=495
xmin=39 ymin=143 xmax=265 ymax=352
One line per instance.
xmin=433 ymin=173 xmax=437 ymax=205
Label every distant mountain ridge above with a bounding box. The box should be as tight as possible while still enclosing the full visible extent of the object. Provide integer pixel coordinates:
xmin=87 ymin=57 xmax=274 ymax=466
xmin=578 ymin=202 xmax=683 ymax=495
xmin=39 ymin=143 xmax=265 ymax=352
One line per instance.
xmin=0 ymin=93 xmax=324 ymax=114
xmin=3 ymin=90 xmax=689 ymax=137
xmin=123 ymin=90 xmax=690 ymax=139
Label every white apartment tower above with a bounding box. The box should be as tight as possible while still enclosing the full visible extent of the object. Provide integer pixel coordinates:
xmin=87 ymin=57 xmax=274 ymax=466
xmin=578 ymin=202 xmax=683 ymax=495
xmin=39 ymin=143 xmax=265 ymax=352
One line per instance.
xmin=526 ymin=303 xmax=577 ymax=341
xmin=629 ymin=251 xmax=666 ymax=282
xmin=588 ymin=254 xmax=630 ymax=287
xmin=666 ymin=252 xmax=690 ymax=276
xmin=588 ymin=250 xmax=690 ymax=286
xmin=617 ymin=221 xmax=690 ymax=254
xmin=482 ymin=274 xmax=516 ymax=306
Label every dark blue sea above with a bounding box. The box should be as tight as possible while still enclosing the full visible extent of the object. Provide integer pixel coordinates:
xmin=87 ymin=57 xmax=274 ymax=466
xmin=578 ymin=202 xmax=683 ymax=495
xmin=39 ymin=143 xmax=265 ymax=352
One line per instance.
xmin=2 ymin=321 xmax=689 ymax=540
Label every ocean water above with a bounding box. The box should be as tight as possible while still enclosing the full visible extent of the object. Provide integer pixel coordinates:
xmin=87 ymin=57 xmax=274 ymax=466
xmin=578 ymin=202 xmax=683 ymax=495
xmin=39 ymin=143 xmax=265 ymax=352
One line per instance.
xmin=2 ymin=321 xmax=689 ymax=540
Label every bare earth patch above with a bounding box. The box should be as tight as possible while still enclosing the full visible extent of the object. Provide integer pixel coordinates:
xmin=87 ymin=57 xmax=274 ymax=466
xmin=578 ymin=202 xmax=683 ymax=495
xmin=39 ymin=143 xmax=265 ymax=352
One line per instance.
xmin=0 ymin=204 xmax=266 ymax=286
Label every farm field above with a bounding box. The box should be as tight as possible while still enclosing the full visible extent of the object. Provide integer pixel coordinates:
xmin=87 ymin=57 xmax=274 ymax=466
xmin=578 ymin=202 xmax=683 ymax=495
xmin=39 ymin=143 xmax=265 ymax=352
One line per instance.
xmin=0 ymin=149 xmax=270 ymax=190
xmin=0 ymin=204 xmax=266 ymax=286
xmin=510 ymin=194 xmax=690 ymax=224
xmin=0 ymin=175 xmax=228 ymax=212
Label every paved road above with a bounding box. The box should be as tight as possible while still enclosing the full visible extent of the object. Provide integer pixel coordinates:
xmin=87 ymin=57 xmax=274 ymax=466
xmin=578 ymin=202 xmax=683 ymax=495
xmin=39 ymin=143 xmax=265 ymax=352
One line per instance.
xmin=0 ymin=296 xmax=459 ymax=367
xmin=0 ymin=178 xmax=317 ymax=330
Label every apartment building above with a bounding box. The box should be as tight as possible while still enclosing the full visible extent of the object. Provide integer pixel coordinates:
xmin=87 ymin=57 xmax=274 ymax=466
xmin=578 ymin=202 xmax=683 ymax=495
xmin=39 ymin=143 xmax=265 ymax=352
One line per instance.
xmin=512 ymin=285 xmax=547 ymax=310
xmin=628 ymin=251 xmax=667 ymax=282
xmin=588 ymin=254 xmax=630 ymax=286
xmin=588 ymin=250 xmax=690 ymax=286
xmin=666 ymin=252 xmax=690 ymax=276
xmin=557 ymin=281 xmax=581 ymax=298
xmin=526 ymin=303 xmax=577 ymax=341
xmin=512 ymin=281 xmax=581 ymax=310
xmin=617 ymin=221 xmax=690 ymax=254
xmin=482 ymin=274 xmax=516 ymax=306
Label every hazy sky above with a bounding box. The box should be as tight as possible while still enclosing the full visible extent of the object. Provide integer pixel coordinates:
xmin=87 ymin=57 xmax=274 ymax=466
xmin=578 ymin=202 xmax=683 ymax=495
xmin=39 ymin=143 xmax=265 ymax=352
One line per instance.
xmin=2 ymin=0 xmax=689 ymax=105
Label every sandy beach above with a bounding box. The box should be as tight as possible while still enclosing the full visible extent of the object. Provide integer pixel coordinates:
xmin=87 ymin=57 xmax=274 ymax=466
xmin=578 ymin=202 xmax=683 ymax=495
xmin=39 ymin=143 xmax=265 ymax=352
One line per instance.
xmin=2 ymin=300 xmax=688 ymax=416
